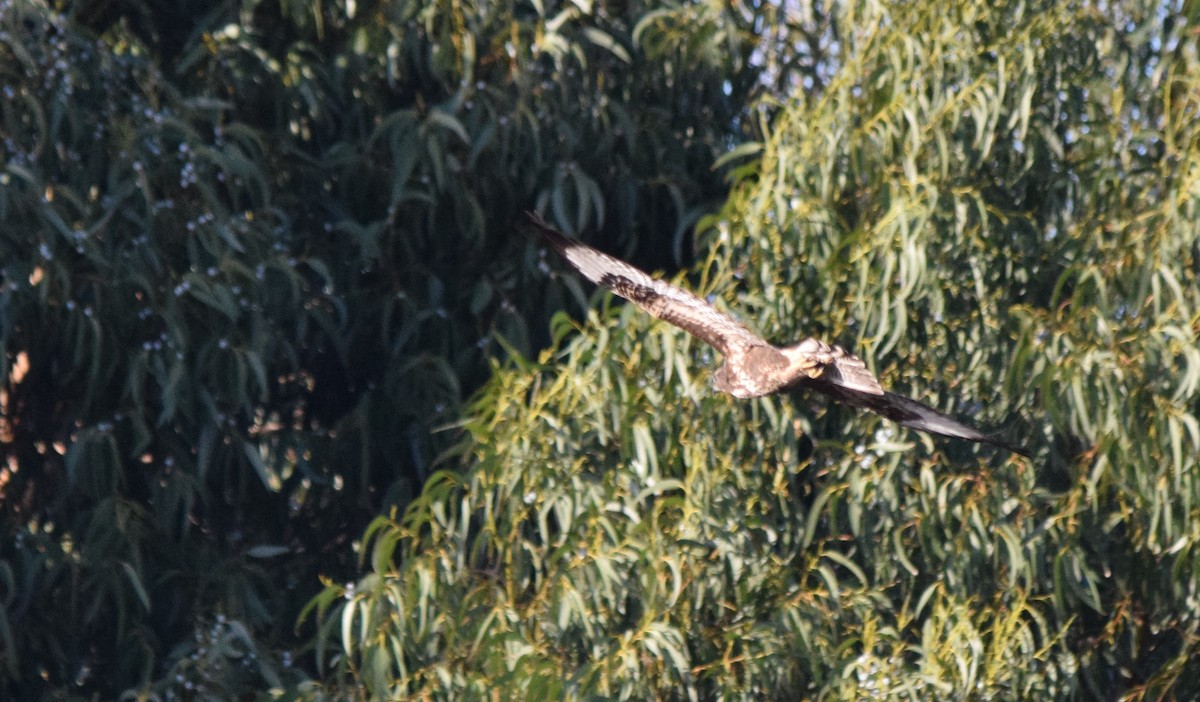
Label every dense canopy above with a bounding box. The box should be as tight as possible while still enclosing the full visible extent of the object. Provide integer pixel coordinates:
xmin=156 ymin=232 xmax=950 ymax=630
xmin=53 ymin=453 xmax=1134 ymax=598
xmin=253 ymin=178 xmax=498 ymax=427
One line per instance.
xmin=2 ymin=0 xmax=1199 ymax=699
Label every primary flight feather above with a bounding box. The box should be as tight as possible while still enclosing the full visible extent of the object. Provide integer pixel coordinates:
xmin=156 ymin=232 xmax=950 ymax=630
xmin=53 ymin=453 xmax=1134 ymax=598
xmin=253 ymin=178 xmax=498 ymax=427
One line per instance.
xmin=527 ymin=211 xmax=1027 ymax=456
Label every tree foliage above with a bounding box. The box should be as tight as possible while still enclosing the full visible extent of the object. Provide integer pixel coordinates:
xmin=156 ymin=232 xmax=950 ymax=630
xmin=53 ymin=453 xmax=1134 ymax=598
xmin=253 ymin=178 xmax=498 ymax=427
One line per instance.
xmin=4 ymin=0 xmax=1199 ymax=698
xmin=0 ymin=0 xmax=766 ymax=697
xmin=306 ymin=0 xmax=1200 ymax=700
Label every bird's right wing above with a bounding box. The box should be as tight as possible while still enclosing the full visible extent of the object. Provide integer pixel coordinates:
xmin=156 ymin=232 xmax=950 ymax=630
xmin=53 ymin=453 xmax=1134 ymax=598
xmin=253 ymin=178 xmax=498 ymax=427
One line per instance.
xmin=796 ymin=373 xmax=1029 ymax=455
xmin=871 ymin=391 xmax=1031 ymax=455
xmin=527 ymin=211 xmax=765 ymax=356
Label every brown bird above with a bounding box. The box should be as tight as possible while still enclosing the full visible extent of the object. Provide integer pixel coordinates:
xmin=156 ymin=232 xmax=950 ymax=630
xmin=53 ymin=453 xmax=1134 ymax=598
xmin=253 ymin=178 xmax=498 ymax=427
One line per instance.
xmin=527 ymin=211 xmax=1027 ymax=456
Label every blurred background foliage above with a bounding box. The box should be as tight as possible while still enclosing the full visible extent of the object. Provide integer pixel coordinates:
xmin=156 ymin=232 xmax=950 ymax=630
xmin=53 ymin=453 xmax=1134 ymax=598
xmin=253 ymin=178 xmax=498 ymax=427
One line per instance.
xmin=0 ymin=0 xmax=771 ymax=697
xmin=0 ymin=0 xmax=1198 ymax=700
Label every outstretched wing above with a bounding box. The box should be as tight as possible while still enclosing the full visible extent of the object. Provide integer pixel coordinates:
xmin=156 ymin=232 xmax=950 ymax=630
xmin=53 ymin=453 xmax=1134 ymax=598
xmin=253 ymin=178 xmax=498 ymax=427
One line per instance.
xmin=526 ymin=211 xmax=766 ymax=357
xmin=794 ymin=373 xmax=1030 ymax=455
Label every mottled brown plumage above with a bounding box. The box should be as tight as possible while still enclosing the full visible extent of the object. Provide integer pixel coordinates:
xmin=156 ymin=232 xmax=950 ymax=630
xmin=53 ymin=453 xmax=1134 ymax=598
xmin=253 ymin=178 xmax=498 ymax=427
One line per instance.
xmin=527 ymin=211 xmax=1027 ymax=455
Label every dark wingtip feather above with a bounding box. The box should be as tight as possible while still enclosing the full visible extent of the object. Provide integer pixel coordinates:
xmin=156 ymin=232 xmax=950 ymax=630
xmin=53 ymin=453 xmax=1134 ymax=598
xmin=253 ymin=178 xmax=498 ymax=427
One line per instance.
xmin=881 ymin=392 xmax=1030 ymax=456
xmin=979 ymin=433 xmax=1032 ymax=457
xmin=803 ymin=382 xmax=1030 ymax=456
xmin=523 ymin=210 xmax=573 ymax=252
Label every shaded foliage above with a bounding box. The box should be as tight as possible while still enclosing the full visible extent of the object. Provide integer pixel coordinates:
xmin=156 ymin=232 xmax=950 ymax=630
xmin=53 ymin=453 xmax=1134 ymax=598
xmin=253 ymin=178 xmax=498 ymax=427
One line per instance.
xmin=306 ymin=0 xmax=1200 ymax=699
xmin=0 ymin=0 xmax=770 ymax=696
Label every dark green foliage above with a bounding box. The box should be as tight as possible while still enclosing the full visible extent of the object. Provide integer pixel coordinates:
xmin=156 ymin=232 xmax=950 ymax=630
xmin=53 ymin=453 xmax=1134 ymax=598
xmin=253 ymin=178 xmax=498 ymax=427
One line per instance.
xmin=0 ymin=0 xmax=764 ymax=696
xmin=4 ymin=0 xmax=1199 ymax=698
xmin=303 ymin=0 xmax=1200 ymax=699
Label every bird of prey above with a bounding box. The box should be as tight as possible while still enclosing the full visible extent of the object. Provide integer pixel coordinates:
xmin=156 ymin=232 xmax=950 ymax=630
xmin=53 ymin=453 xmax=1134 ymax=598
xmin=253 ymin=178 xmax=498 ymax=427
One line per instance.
xmin=527 ymin=211 xmax=1027 ymax=456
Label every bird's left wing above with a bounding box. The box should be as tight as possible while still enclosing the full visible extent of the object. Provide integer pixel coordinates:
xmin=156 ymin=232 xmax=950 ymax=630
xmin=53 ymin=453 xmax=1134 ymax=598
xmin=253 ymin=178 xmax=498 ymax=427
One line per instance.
xmin=526 ymin=211 xmax=765 ymax=356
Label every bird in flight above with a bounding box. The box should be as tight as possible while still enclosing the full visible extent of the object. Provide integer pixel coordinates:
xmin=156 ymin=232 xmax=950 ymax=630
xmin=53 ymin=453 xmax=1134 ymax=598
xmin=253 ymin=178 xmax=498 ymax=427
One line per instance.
xmin=527 ymin=211 xmax=1027 ymax=455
